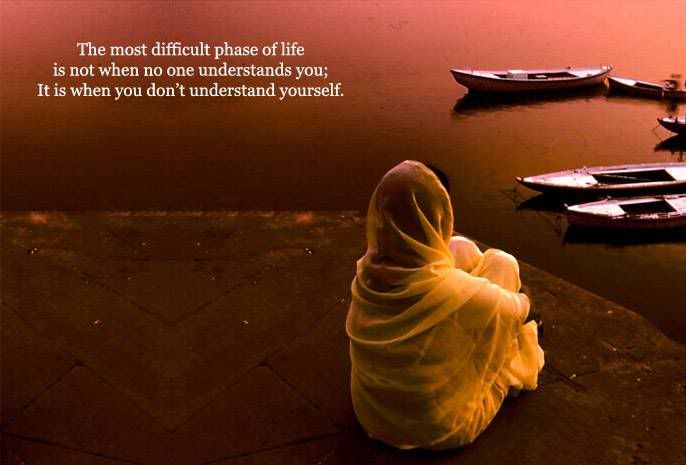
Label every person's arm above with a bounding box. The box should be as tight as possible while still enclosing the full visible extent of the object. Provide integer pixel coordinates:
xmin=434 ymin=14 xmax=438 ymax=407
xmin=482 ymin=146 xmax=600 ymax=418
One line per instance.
xmin=455 ymin=281 xmax=529 ymax=331
xmin=521 ymin=284 xmax=544 ymax=336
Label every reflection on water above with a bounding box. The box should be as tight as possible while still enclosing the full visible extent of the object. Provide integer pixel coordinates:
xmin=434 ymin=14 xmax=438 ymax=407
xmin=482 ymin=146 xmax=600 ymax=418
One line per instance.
xmin=453 ymin=86 xmax=607 ymax=116
xmin=605 ymin=93 xmax=682 ymax=115
xmin=515 ymin=193 xmax=567 ymax=213
xmin=654 ymin=135 xmax=686 ymax=161
xmin=564 ymin=225 xmax=686 ymax=246
xmin=607 ymin=90 xmax=686 ymax=111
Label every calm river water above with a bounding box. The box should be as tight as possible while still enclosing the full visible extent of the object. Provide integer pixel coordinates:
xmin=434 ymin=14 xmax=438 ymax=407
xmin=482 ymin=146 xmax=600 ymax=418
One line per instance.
xmin=2 ymin=2 xmax=685 ymax=342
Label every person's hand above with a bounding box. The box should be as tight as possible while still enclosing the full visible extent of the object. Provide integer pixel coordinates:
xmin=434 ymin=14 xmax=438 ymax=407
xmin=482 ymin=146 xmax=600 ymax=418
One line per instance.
xmin=521 ymin=284 xmax=544 ymax=337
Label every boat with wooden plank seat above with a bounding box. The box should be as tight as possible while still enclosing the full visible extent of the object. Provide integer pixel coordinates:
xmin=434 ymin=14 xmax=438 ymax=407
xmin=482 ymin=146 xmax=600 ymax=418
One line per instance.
xmin=657 ymin=116 xmax=686 ymax=135
xmin=516 ymin=162 xmax=686 ymax=196
xmin=565 ymin=194 xmax=686 ymax=229
xmin=450 ymin=66 xmax=612 ymax=93
xmin=608 ymin=76 xmax=686 ymax=101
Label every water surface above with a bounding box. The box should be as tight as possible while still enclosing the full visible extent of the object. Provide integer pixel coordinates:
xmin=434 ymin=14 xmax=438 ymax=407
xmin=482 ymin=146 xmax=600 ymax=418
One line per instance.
xmin=1 ymin=1 xmax=685 ymax=341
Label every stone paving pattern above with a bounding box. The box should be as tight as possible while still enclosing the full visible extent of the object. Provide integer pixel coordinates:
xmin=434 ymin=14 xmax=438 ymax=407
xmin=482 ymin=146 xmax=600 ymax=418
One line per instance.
xmin=1 ymin=211 xmax=684 ymax=465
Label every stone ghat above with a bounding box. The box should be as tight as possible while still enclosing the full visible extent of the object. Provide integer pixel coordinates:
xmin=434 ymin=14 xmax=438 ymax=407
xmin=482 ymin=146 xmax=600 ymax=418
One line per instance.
xmin=1 ymin=211 xmax=684 ymax=465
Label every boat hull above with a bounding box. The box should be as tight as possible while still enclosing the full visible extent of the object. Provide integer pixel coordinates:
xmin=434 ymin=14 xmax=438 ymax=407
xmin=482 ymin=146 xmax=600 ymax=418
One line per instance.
xmin=664 ymin=89 xmax=686 ymax=101
xmin=451 ymin=66 xmax=612 ymax=93
xmin=566 ymin=210 xmax=686 ymax=229
xmin=566 ymin=195 xmax=686 ymax=230
xmin=658 ymin=117 xmax=686 ymax=135
xmin=608 ymin=76 xmax=662 ymax=99
xmin=608 ymin=76 xmax=686 ymax=101
xmin=517 ymin=162 xmax=686 ymax=197
xmin=518 ymin=178 xmax=686 ymax=197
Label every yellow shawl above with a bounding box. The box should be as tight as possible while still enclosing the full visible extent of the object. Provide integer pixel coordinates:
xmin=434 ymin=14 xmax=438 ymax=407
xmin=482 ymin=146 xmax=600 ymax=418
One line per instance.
xmin=346 ymin=160 xmax=540 ymax=449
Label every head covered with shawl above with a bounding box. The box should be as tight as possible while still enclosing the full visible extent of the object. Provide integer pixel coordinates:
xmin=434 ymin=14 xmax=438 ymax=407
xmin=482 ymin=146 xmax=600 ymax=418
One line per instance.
xmin=346 ymin=160 xmax=529 ymax=449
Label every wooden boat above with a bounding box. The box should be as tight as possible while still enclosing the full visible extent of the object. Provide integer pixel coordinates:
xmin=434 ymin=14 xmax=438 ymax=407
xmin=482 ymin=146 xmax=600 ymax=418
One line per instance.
xmin=516 ymin=162 xmax=686 ymax=196
xmin=608 ymin=76 xmax=662 ymax=99
xmin=450 ymin=66 xmax=612 ymax=93
xmin=608 ymin=76 xmax=686 ymax=101
xmin=565 ymin=194 xmax=686 ymax=229
xmin=658 ymin=115 xmax=686 ymax=135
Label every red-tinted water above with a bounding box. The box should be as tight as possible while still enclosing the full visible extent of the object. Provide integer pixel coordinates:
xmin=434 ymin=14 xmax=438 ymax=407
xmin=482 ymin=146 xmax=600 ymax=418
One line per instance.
xmin=1 ymin=1 xmax=685 ymax=341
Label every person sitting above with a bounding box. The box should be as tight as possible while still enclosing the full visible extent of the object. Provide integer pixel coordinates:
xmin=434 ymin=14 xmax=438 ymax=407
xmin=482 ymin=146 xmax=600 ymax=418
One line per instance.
xmin=346 ymin=160 xmax=544 ymax=450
